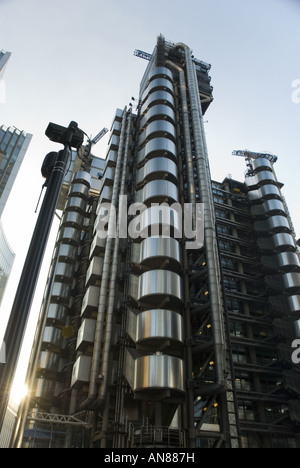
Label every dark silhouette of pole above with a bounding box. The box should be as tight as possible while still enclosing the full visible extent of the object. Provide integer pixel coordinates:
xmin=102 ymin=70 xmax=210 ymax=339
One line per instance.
xmin=0 ymin=121 xmax=83 ymax=430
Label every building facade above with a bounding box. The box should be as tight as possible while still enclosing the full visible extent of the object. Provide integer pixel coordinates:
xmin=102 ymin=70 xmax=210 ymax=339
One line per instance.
xmin=15 ymin=36 xmax=300 ymax=449
xmin=0 ymin=50 xmax=11 ymax=104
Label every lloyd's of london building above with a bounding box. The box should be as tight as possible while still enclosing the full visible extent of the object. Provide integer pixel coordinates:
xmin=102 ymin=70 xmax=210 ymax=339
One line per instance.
xmin=14 ymin=36 xmax=300 ymax=449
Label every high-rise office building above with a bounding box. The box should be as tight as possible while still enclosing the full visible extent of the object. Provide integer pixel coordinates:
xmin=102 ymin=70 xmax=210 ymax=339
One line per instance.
xmin=0 ymin=50 xmax=11 ymax=104
xmin=0 ymin=125 xmax=32 ymax=306
xmin=0 ymin=51 xmax=11 ymax=78
xmin=15 ymin=36 xmax=300 ymax=449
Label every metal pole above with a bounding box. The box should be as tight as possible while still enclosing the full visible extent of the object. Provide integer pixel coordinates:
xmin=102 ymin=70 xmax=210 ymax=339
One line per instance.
xmin=0 ymin=121 xmax=80 ymax=430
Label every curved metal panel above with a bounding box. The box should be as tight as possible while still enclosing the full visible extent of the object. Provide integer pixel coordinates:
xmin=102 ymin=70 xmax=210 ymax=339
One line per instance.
xmin=248 ymin=184 xmax=281 ymax=202
xmin=138 ymin=270 xmax=183 ymax=305
xmin=245 ymin=170 xmax=276 ymax=189
xmin=141 ymin=90 xmax=175 ymax=114
xmin=142 ymin=77 xmax=174 ymax=103
xmin=251 ymin=199 xmax=285 ymax=218
xmin=134 ymin=354 xmax=184 ymax=392
xmin=287 ymin=295 xmax=300 ymax=317
xmin=51 ymin=282 xmax=71 ymax=306
xmin=254 ymin=215 xmax=291 ymax=234
xmin=37 ymin=351 xmax=60 ymax=374
xmin=140 ymin=104 xmax=176 ymax=127
xmin=262 ymin=252 xmax=300 ymax=272
xmin=61 ymin=210 xmax=84 ymax=229
xmin=257 ymin=233 xmax=296 ymax=253
xmin=139 ymin=120 xmax=176 ymax=146
xmin=137 ymin=179 xmax=179 ymax=205
xmin=148 ymin=66 xmax=173 ymax=82
xmin=68 ymin=183 xmax=89 ymax=199
xmin=71 ymin=170 xmax=91 ymax=187
xmin=57 ymin=227 xmax=81 ymax=246
xmin=252 ymin=157 xmax=272 ymax=172
xmin=42 ymin=326 xmax=62 ymax=348
xmin=65 ymin=196 xmax=87 ymax=214
xmin=128 ymin=309 xmax=183 ymax=344
xmin=139 ymin=236 xmax=182 ymax=270
xmin=140 ymin=205 xmax=182 ymax=239
xmin=54 ymin=243 xmax=78 ymax=264
xmin=34 ymin=378 xmax=57 ymax=400
xmin=54 ymin=262 xmax=74 ymax=284
xmin=138 ymin=137 xmax=177 ymax=165
xmin=136 ymin=157 xmax=178 ymax=186
xmin=47 ymin=303 xmax=68 ymax=324
xmin=282 ymin=273 xmax=300 ymax=293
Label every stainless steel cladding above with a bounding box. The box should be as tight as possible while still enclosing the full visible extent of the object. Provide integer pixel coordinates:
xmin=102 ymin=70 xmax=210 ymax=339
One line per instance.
xmin=127 ymin=309 xmax=184 ymax=345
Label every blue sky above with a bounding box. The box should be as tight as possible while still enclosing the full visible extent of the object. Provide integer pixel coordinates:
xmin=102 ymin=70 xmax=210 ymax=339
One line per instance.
xmin=0 ymin=0 xmax=300 ymax=392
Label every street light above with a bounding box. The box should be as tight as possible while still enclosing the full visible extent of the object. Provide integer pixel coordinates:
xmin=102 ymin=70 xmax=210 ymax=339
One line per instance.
xmin=0 ymin=121 xmax=84 ymax=431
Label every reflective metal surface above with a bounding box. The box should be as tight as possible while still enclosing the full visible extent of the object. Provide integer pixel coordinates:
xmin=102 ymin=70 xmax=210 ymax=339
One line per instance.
xmin=254 ymin=215 xmax=291 ymax=234
xmin=85 ymin=256 xmax=104 ymax=287
xmin=47 ymin=304 xmax=68 ymax=324
xmin=57 ymin=227 xmax=81 ymax=246
xmin=139 ymin=120 xmax=176 ymax=146
xmin=248 ymin=184 xmax=281 ymax=201
xmin=42 ymin=326 xmax=62 ymax=348
xmin=245 ymin=170 xmax=277 ymax=189
xmin=81 ymin=285 xmax=100 ymax=317
xmin=139 ymin=236 xmax=182 ymax=271
xmin=65 ymin=196 xmax=87 ymax=214
xmin=138 ymin=270 xmax=183 ymax=304
xmin=68 ymin=183 xmax=89 ymax=199
xmin=148 ymin=66 xmax=173 ymax=82
xmin=262 ymin=252 xmax=300 ymax=272
xmin=127 ymin=308 xmax=183 ymax=344
xmin=54 ymin=262 xmax=74 ymax=284
xmin=137 ymin=179 xmax=179 ymax=205
xmin=257 ymin=233 xmax=296 ymax=252
xmin=252 ymin=157 xmax=272 ymax=172
xmin=282 ymin=273 xmax=300 ymax=293
xmin=142 ymin=77 xmax=174 ymax=103
xmin=139 ymin=205 xmax=182 ymax=239
xmin=51 ymin=282 xmax=71 ymax=306
xmin=138 ymin=137 xmax=177 ymax=165
xmin=71 ymin=355 xmax=92 ymax=387
xmin=287 ymin=295 xmax=300 ymax=317
xmin=140 ymin=104 xmax=175 ymax=127
xmin=54 ymin=243 xmax=78 ymax=264
xmin=71 ymin=170 xmax=91 ymax=187
xmin=37 ymin=351 xmax=60 ymax=373
xmin=251 ymin=199 xmax=285 ymax=218
xmin=136 ymin=157 xmax=178 ymax=186
xmin=61 ymin=210 xmax=84 ymax=229
xmin=141 ymin=90 xmax=175 ymax=114
xmin=76 ymin=318 xmax=96 ymax=351
xmin=125 ymin=350 xmax=184 ymax=393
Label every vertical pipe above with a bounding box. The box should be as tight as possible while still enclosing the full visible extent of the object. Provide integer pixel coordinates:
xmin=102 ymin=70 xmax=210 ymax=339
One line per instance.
xmin=80 ymin=108 xmax=127 ymax=409
xmin=176 ymin=44 xmax=226 ymax=393
xmin=0 ymin=121 xmax=79 ymax=431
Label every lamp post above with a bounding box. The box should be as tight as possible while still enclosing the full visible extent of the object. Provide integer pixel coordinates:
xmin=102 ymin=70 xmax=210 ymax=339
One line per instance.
xmin=0 ymin=121 xmax=84 ymax=430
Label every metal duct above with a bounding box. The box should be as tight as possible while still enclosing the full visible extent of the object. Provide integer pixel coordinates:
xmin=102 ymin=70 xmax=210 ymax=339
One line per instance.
xmin=176 ymin=42 xmax=226 ymax=394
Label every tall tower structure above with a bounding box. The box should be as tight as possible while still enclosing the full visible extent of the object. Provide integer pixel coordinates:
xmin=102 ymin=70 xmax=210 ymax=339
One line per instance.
xmin=16 ymin=36 xmax=300 ymax=449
